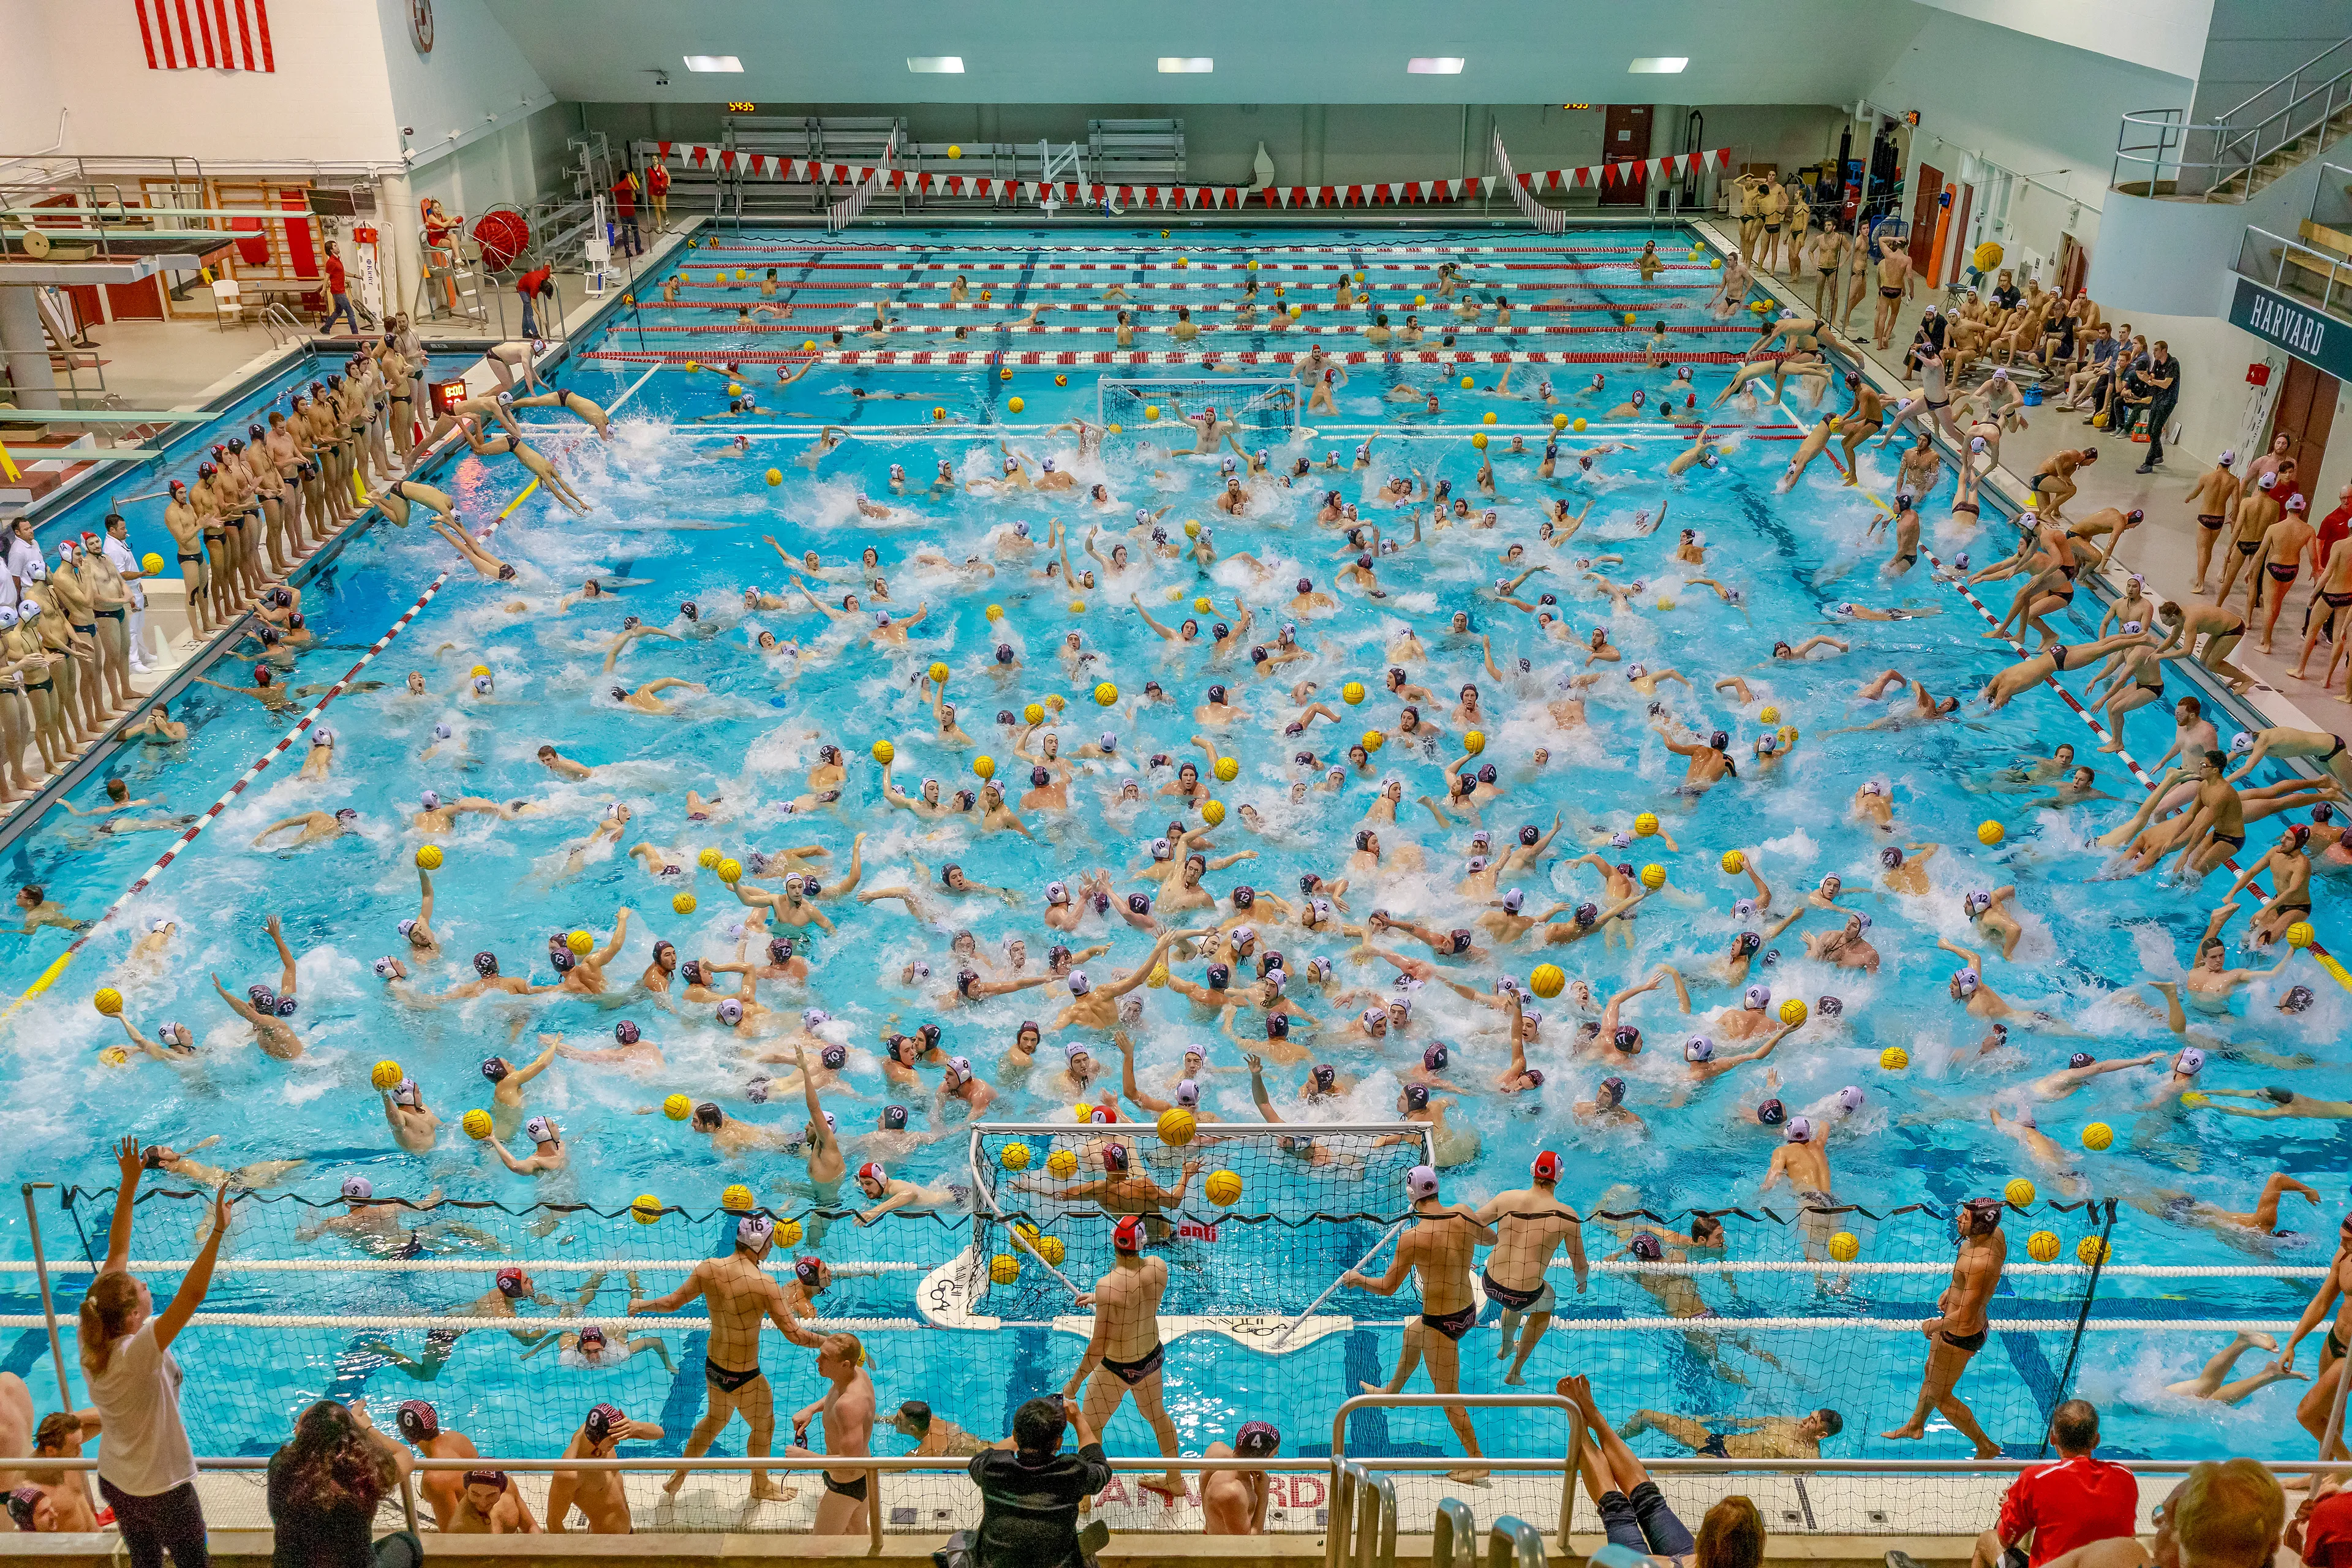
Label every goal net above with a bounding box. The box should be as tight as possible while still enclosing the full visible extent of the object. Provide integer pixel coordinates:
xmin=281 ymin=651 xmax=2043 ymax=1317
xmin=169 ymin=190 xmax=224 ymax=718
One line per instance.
xmin=1097 ymin=378 xmax=1301 ymax=443
xmin=922 ymin=1120 xmax=1434 ymax=1348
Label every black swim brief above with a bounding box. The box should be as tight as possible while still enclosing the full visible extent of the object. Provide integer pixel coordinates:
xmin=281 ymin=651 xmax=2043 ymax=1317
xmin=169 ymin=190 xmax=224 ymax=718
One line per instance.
xmin=1102 ymin=1344 xmax=1165 ymax=1386
xmin=1422 ymin=1303 xmax=1479 ymax=1342
xmin=824 ymin=1472 xmax=870 ymax=1502
xmin=1481 ymin=1272 xmax=1547 ymax=1312
xmin=1942 ymin=1327 xmax=1989 ymax=1354
xmin=706 ymin=1358 xmax=764 ymax=1393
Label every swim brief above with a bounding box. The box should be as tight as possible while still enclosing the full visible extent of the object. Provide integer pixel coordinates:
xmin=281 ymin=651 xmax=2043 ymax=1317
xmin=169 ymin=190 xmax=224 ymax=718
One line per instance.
xmin=1481 ymin=1272 xmax=1556 ymax=1314
xmin=706 ymin=1358 xmax=764 ymax=1393
xmin=824 ymin=1473 xmax=870 ymax=1502
xmin=1102 ymin=1344 xmax=1165 ymax=1386
xmin=1942 ymin=1327 xmax=1989 ymax=1354
xmin=1422 ymin=1303 xmax=1479 ymax=1342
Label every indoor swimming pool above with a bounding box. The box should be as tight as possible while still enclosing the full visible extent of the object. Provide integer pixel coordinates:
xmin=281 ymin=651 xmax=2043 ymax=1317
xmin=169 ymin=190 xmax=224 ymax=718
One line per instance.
xmin=0 ymin=225 xmax=2341 ymax=1477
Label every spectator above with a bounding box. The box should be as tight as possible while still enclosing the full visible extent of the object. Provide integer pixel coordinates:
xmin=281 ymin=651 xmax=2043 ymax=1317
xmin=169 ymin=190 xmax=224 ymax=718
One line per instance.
xmin=2174 ymin=1459 xmax=2285 ymax=1568
xmin=967 ymin=1395 xmax=1111 ymax=1568
xmin=2316 ymin=479 xmax=2352 ymax=569
xmin=646 ymin=159 xmax=671 ymax=231
xmin=609 ymin=175 xmax=640 ymax=258
xmin=265 ymin=1399 xmax=421 ymax=1568
xmin=2136 ymin=342 xmax=2180 ymax=473
xmin=2290 ymin=1477 xmax=2352 ymax=1568
xmin=1962 ymin=1400 xmax=2136 ymax=1568
xmin=1697 ymin=1496 xmax=1768 ymax=1568
xmin=83 ymin=1137 xmax=231 ymax=1568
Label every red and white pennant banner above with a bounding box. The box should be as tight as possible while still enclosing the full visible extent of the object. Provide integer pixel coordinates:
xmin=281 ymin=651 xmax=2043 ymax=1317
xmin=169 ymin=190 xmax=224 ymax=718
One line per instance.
xmin=650 ymin=144 xmax=1730 ymax=207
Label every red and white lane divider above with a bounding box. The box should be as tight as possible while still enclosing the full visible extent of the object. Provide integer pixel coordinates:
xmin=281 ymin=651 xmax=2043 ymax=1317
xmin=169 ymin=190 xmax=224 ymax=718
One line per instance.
xmin=621 ymin=320 xmax=1763 ymax=339
xmin=665 ymin=276 xmax=1716 ymax=293
xmin=690 ymin=242 xmax=1694 ymax=257
xmin=582 ymin=348 xmax=1747 ymax=368
xmin=632 ymin=298 xmax=1735 ymax=316
xmin=680 ymin=258 xmax=1715 ymax=274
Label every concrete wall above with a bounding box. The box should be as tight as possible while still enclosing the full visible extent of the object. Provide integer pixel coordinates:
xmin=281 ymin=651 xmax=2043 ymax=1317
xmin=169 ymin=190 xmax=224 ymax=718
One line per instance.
xmin=2189 ymin=0 xmax=2352 ymax=124
xmin=0 ymin=0 xmax=401 ymax=166
xmin=377 ymin=0 xmax=554 ymax=168
xmin=579 ymin=101 xmax=1849 ymax=187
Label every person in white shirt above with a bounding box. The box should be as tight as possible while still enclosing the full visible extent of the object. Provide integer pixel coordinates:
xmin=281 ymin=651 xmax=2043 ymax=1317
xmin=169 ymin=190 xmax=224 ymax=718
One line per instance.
xmin=101 ymin=513 xmax=152 ymax=673
xmin=80 ymin=1137 xmax=232 ymax=1568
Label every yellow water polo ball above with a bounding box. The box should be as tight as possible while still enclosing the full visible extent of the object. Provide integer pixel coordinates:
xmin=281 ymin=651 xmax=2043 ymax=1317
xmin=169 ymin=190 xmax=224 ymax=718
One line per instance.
xmin=1640 ymin=864 xmax=1666 ymax=889
xmin=1107 ymin=423 xmax=1122 ymax=434
xmin=1008 ymin=396 xmax=1025 ymax=413
xmin=872 ymin=739 xmax=895 ymax=765
xmin=1758 ymin=706 xmax=1781 ymax=724
xmin=1213 ymin=756 xmax=1238 ymax=782
xmin=1158 ymin=1107 xmax=1197 ymax=1147
xmin=1201 ymin=800 xmax=1227 ymax=826
xmin=1000 ymin=367 xmax=1013 ymax=381
xmin=370 ymin=1059 xmax=402 ymax=1089
xmin=92 ymin=988 xmax=124 ymax=1017
xmin=2027 ymin=1230 xmax=2061 ymax=1262
xmin=1634 ymin=812 xmax=1659 ymax=837
xmin=1529 ymin=963 xmax=1566 ymax=998
xmin=1362 ymin=729 xmax=1385 ymax=752
xmin=1880 ymin=1046 xmax=1909 ymax=1071
xmin=1205 ymin=1169 xmax=1244 ymax=1205
xmin=1482 ymin=411 xmax=1498 ymax=426
xmin=973 ymin=755 xmax=995 ymax=779
xmin=989 ymin=1254 xmax=1020 ymax=1284
xmin=141 ymin=552 xmax=164 ymax=574
xmin=684 ymin=360 xmax=700 ymax=371
xmin=1094 ymin=682 xmax=1119 ymax=707
xmin=1978 ymin=820 xmax=2005 ymax=846
xmin=2081 ymin=1123 xmax=2113 ymax=1152
xmin=1068 ymin=598 xmax=1085 ymax=612
xmin=774 ymin=1216 xmax=804 ymax=1247
xmin=462 ymin=1108 xmax=493 ymax=1139
xmin=1183 ymin=519 xmax=1200 ymax=538
xmin=672 ymin=892 xmax=697 ymax=914
xmin=1048 ymin=1148 xmax=1078 ymax=1178
xmin=1341 ymin=682 xmax=1366 ymax=705
xmin=2287 ymin=922 xmax=2315 ymax=949
xmin=932 ymin=407 xmax=947 ymax=420
xmin=1779 ymin=998 xmax=1808 ymax=1027
xmin=986 ymin=603 xmax=1004 ymax=620
xmin=802 ymin=340 xmax=815 ymax=350
xmin=1246 ymin=258 xmax=1258 ymax=270
xmin=929 ymin=661 xmax=951 ymax=684
xmin=1551 ymin=413 xmax=1567 ymax=430
xmin=1023 ymin=703 xmax=1044 ymax=724
xmin=1145 ymin=404 xmax=1161 ymax=421
xmin=1779 ymin=725 xmax=1799 ymax=746
xmin=1071 ymin=1102 xmax=1095 ymax=1123
xmin=663 ymin=1093 xmax=693 ymax=1120
xmin=1472 ymin=433 xmax=1488 ymax=449
xmin=947 ymin=144 xmax=962 ymax=158
xmin=1573 ymin=417 xmax=1588 ymax=432
xmin=1175 ymin=256 xmax=1188 ymax=268
xmin=1463 ymin=730 xmax=1487 ymax=755
xmin=1721 ymin=850 xmax=1746 ymax=874
xmin=1193 ymin=595 xmax=1213 ymax=612
xmin=567 ymin=929 xmax=594 ymax=955
xmin=765 ymin=469 xmax=782 ymax=486
xmin=698 ymin=848 xmax=721 ymax=869
xmin=1036 ymin=1235 xmax=1066 ymax=1265
xmin=2005 ymin=1177 xmax=2037 ymax=1207
xmin=631 ymin=1194 xmax=664 ymax=1224
xmin=727 ymin=382 xmax=744 ymax=396
xmin=1459 ymin=375 xmax=1474 ymax=390
xmin=99 ymin=1046 xmax=129 ymax=1068
xmin=1750 ymin=300 xmax=1769 ymax=314
xmin=2078 ymin=1237 xmax=2112 ymax=1266
xmin=415 ymin=845 xmax=443 ymax=870
xmin=1000 ymin=1143 xmax=1032 ymax=1171
xmin=1289 ymin=304 xmax=1302 ymax=317
xmin=1146 ymin=963 xmax=1169 ymax=989
xmin=1828 ymin=1231 xmax=1860 ymax=1262
xmin=722 ymin=1183 xmax=755 ymax=1211
xmin=1055 ymin=374 xmax=1068 ymax=386
xmin=1623 ymin=312 xmax=1637 ymax=326
xmin=1415 ymin=293 xmax=1427 ymax=306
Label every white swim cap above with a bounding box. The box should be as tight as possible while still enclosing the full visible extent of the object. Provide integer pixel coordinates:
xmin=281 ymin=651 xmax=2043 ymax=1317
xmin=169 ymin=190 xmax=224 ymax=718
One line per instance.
xmin=1406 ymin=1164 xmax=1440 ymax=1199
xmin=524 ymin=1115 xmax=552 ymax=1142
xmin=1068 ymin=971 xmax=1091 ymax=994
xmin=1743 ymin=984 xmax=1771 ymax=1010
xmin=1835 ymin=1086 xmax=1865 ymax=1112
xmin=433 ymin=722 xmax=452 ymax=739
xmin=421 ymin=790 xmax=441 ymax=809
xmin=342 ymin=1177 xmax=373 ymax=1199
xmin=718 ymin=998 xmax=745 ymax=1024
xmin=2176 ymin=1046 xmax=2206 ymax=1074
xmin=1956 ymin=968 xmax=1981 ymax=995
xmin=1684 ymin=1034 xmax=1716 ymax=1062
xmin=1785 ymin=1117 xmax=1814 ymax=1143
xmin=2230 ymin=733 xmax=2253 ymax=753
xmin=1046 ymin=880 xmax=1070 ymax=904
xmin=309 ymin=726 xmax=333 ymax=747
xmin=802 ymin=1008 xmax=831 ymax=1028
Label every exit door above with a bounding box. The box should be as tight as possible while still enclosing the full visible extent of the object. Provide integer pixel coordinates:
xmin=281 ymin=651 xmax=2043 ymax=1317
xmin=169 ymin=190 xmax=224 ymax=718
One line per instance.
xmin=1600 ymin=105 xmax=1652 ymax=206
xmin=2269 ymin=357 xmax=2338 ymax=500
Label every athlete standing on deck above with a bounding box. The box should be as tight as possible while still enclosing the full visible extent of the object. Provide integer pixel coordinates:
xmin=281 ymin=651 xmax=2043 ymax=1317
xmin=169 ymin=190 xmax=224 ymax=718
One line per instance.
xmin=1341 ymin=1164 xmax=1496 ymax=1483
xmin=1883 ymin=1197 xmax=2007 ymax=1457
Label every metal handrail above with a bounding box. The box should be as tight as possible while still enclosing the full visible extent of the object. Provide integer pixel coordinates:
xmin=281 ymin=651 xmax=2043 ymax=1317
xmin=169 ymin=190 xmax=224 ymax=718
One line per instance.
xmin=1335 ymin=1460 xmax=1398 ymax=1568
xmin=1487 ymin=1517 xmax=1549 ymax=1568
xmin=2236 ymin=223 xmax=2352 ymax=320
xmin=1431 ymin=1498 xmax=1479 ymax=1568
xmin=2111 ymin=36 xmax=2352 ymax=200
xmin=1326 ymin=1392 xmax=1584 ymax=1567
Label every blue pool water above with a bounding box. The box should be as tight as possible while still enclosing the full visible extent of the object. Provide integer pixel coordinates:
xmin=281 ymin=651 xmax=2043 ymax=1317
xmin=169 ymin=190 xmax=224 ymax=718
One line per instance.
xmin=0 ymin=225 xmax=2342 ymax=1474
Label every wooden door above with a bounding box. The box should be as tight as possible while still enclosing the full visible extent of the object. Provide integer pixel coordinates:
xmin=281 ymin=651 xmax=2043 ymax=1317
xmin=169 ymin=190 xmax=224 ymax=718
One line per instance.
xmin=2269 ymin=358 xmax=2338 ymax=494
xmin=1600 ymin=105 xmax=1652 ymax=206
xmin=1911 ymin=164 xmax=1943 ymax=285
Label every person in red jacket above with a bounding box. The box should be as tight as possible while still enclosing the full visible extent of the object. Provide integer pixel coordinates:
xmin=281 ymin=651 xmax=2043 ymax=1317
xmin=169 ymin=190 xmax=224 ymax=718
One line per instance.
xmin=1956 ymin=1401 xmax=2138 ymax=1568
xmin=516 ymin=264 xmax=554 ymax=338
xmin=321 ymin=241 xmax=361 ymax=334
xmin=609 ymin=175 xmax=640 ymax=257
xmin=646 ymin=161 xmax=671 ymax=231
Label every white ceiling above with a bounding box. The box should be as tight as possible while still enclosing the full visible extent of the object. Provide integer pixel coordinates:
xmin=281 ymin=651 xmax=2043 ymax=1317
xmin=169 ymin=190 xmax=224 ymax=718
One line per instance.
xmin=476 ymin=0 xmax=1948 ymax=105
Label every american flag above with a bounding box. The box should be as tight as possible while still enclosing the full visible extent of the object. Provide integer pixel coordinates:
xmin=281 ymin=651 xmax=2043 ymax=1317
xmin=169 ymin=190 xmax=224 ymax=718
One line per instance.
xmin=136 ymin=0 xmax=275 ymax=72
